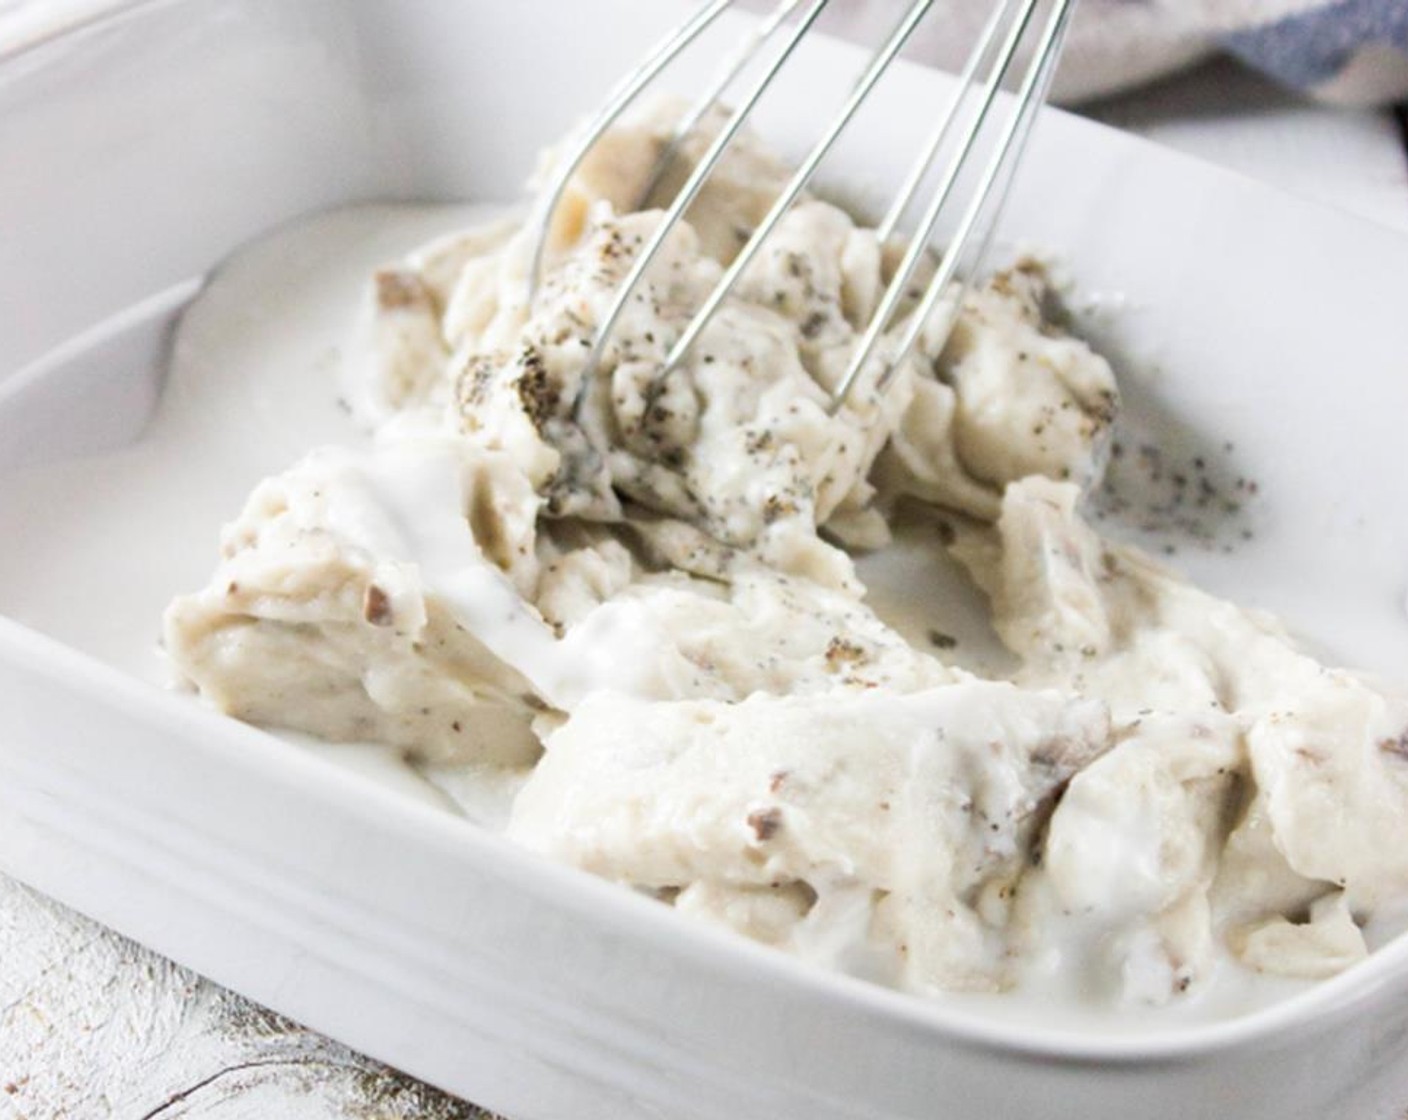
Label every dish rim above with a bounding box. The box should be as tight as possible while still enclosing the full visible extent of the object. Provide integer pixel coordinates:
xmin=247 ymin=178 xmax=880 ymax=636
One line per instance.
xmin=6 ymin=611 xmax=1406 ymax=1064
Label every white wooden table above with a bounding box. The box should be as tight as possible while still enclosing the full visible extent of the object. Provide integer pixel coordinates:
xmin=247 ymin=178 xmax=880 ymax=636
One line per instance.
xmin=3 ymin=47 xmax=1407 ymax=1120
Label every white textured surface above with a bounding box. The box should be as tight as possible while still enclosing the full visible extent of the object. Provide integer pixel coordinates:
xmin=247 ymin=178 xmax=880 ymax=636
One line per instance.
xmin=1 ymin=8 xmax=1406 ymax=1118
xmin=0 ymin=876 xmax=491 ymax=1118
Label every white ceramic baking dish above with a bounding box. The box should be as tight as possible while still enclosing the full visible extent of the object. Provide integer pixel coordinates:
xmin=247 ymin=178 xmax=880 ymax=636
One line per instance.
xmin=4 ymin=2 xmax=1408 ymax=1117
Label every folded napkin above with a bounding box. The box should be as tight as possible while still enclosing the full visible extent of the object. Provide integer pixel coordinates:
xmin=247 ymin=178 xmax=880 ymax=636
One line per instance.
xmin=801 ymin=0 xmax=1408 ymax=103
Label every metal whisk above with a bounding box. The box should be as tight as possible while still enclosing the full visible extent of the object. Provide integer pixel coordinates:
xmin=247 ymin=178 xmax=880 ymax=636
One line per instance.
xmin=527 ymin=0 xmax=1076 ymax=409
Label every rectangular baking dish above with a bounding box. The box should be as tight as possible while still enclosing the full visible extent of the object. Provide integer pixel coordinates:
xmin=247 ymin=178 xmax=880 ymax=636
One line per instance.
xmin=4 ymin=3 xmax=1408 ymax=1117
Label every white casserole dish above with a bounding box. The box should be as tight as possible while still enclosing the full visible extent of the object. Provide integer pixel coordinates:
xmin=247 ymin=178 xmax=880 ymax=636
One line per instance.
xmin=4 ymin=2 xmax=1408 ymax=1116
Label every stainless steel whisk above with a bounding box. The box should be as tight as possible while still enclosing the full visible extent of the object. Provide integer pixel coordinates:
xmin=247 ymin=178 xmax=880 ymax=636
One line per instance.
xmin=527 ymin=0 xmax=1076 ymax=409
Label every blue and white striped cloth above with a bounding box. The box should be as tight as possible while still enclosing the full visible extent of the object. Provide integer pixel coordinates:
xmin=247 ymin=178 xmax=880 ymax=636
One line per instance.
xmin=802 ymin=0 xmax=1408 ymax=104
xmin=1224 ymin=0 xmax=1408 ymax=103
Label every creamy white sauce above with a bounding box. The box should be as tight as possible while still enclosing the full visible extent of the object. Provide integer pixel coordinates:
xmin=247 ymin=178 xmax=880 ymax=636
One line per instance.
xmin=0 ymin=203 xmax=1340 ymax=1031
xmin=331 ymin=438 xmax=703 ymax=709
xmin=0 ymin=206 xmax=490 ymax=799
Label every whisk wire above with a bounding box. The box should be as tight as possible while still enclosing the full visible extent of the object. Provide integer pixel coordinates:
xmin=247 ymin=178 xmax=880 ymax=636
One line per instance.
xmin=660 ymin=0 xmax=937 ymax=377
xmin=830 ymin=0 xmax=1043 ymax=407
xmin=581 ymin=0 xmax=832 ymax=382
xmin=873 ymin=0 xmax=1017 ymax=244
xmin=528 ymin=0 xmax=1077 ymax=411
xmin=635 ymin=0 xmax=811 ymax=212
xmin=880 ymin=0 xmax=1076 ymax=396
xmin=526 ymin=0 xmax=735 ymax=300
